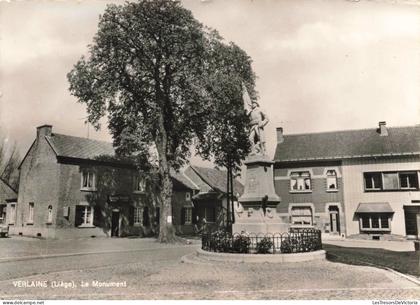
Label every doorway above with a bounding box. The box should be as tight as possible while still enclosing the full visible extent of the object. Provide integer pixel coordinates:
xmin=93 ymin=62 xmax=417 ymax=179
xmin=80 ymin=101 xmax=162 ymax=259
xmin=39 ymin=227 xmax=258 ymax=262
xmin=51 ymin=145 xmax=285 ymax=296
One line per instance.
xmin=111 ymin=210 xmax=120 ymax=237
xmin=404 ymin=206 xmax=420 ymax=238
xmin=329 ymin=206 xmax=340 ymax=234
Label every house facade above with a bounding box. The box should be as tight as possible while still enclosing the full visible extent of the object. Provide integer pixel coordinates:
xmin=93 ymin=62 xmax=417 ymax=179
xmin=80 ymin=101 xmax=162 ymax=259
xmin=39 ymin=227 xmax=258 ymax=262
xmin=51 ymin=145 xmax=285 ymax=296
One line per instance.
xmin=173 ymin=166 xmax=244 ymax=235
xmin=0 ymin=178 xmax=18 ymax=227
xmin=10 ymin=125 xmax=195 ymax=239
xmin=274 ymin=122 xmax=420 ymax=240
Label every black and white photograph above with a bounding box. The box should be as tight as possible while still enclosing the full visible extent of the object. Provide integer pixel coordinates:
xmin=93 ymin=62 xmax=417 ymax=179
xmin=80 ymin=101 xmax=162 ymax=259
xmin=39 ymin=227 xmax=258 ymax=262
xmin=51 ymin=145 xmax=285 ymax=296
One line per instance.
xmin=0 ymin=0 xmax=419 ymax=302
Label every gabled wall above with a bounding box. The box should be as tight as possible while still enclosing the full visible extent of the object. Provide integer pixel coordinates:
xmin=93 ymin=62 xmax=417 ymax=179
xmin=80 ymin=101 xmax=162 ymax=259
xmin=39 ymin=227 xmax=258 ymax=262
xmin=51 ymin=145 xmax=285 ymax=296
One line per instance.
xmin=11 ymin=132 xmax=60 ymax=238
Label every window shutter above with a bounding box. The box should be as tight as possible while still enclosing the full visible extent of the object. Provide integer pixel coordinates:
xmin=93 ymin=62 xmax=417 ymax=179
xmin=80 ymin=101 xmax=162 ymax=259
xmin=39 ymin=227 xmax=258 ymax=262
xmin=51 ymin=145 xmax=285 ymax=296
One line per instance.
xmin=93 ymin=206 xmax=102 ymax=227
xmin=63 ymin=206 xmax=69 ymax=218
xmin=143 ymin=206 xmax=150 ymax=226
xmin=129 ymin=206 xmax=134 ymax=226
xmin=181 ymin=208 xmax=186 ymax=225
xmin=75 ymin=206 xmax=83 ymax=227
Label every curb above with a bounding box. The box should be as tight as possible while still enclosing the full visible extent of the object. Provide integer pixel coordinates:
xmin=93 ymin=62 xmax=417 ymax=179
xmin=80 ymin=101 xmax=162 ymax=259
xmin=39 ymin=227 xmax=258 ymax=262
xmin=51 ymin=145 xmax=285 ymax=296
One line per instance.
xmin=180 ymin=253 xmax=213 ymax=265
xmin=384 ymin=267 xmax=420 ymax=286
xmin=196 ymin=248 xmax=326 ymax=263
xmin=0 ymin=244 xmax=199 ymax=264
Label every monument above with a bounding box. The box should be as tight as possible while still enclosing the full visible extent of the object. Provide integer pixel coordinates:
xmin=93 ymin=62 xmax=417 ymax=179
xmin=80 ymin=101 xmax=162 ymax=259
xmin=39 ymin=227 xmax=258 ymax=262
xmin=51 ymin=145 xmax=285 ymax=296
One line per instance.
xmin=233 ymin=85 xmax=286 ymax=234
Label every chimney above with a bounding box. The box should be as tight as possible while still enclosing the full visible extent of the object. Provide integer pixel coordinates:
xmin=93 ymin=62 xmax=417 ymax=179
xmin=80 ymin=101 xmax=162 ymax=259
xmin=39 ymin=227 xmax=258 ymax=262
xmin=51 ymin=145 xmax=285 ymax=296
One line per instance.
xmin=378 ymin=121 xmax=388 ymax=136
xmin=37 ymin=124 xmax=52 ymax=139
xmin=276 ymin=127 xmax=284 ymax=143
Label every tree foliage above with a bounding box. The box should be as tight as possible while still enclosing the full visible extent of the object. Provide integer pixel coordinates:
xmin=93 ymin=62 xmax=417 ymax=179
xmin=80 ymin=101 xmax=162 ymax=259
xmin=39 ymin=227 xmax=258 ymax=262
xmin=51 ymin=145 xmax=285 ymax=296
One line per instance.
xmin=67 ymin=0 xmax=257 ymax=242
xmin=0 ymin=134 xmax=20 ymax=191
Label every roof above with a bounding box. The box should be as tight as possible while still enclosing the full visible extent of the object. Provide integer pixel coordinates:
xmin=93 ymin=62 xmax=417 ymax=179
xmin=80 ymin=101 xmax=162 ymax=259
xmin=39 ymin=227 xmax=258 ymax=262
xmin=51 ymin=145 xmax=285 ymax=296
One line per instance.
xmin=22 ymin=129 xmax=237 ymax=193
xmin=274 ymin=125 xmax=420 ymax=162
xmin=46 ymin=133 xmax=115 ymax=160
xmin=45 ymin=134 xmax=201 ymax=191
xmin=170 ymin=169 xmax=199 ymax=191
xmin=0 ymin=177 xmax=17 ymax=202
xmin=187 ymin=166 xmax=244 ymax=196
xmin=355 ymin=202 xmax=394 ymax=213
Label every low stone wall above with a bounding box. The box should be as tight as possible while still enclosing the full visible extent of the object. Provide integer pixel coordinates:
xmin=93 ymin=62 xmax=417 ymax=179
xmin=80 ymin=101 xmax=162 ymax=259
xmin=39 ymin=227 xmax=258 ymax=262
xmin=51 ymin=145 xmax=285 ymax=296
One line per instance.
xmin=196 ymin=248 xmax=326 ymax=263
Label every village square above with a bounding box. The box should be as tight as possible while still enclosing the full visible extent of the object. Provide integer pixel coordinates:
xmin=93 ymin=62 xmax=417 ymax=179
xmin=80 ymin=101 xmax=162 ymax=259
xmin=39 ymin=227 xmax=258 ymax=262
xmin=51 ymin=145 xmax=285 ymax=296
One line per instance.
xmin=0 ymin=0 xmax=419 ymax=301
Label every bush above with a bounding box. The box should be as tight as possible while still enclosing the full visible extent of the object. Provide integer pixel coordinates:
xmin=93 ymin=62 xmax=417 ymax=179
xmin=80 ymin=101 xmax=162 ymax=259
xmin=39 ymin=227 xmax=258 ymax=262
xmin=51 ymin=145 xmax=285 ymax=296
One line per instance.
xmin=280 ymin=236 xmax=320 ymax=253
xmin=208 ymin=230 xmax=232 ymax=252
xmin=280 ymin=237 xmax=299 ymax=253
xmin=256 ymin=237 xmax=273 ymax=254
xmin=232 ymin=234 xmax=251 ymax=253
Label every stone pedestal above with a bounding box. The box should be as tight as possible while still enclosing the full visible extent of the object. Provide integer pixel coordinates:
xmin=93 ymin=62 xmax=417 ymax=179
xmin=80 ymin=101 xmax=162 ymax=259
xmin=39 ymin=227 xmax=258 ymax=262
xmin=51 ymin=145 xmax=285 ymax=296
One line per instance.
xmin=233 ymin=155 xmax=287 ymax=234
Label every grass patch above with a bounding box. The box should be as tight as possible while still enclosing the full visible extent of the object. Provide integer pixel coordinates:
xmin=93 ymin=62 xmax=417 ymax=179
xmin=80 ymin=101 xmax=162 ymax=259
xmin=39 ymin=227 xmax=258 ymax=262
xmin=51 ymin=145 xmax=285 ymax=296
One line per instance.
xmin=324 ymin=244 xmax=420 ymax=277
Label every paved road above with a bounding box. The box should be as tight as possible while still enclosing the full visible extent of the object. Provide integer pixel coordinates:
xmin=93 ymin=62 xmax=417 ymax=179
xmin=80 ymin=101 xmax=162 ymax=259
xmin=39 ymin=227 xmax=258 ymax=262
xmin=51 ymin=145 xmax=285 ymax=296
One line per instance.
xmin=0 ymin=236 xmax=199 ymax=259
xmin=0 ymin=245 xmax=197 ymax=281
xmin=0 ymin=238 xmax=418 ymax=300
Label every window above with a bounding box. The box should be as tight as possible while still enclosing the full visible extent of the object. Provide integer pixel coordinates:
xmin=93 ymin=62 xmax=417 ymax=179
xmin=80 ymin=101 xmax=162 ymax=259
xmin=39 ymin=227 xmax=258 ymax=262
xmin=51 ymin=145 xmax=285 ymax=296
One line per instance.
xmin=134 ymin=176 xmax=146 ymax=192
xmin=184 ymin=207 xmax=192 ymax=224
xmin=204 ymin=207 xmax=216 ymax=223
xmin=186 ymin=192 xmax=191 ymax=201
xmin=290 ymin=171 xmax=311 ymax=191
xmin=0 ymin=205 xmax=5 ymax=224
xmin=400 ymin=172 xmax=418 ymax=189
xmin=362 ymin=216 xmax=370 ymax=228
xmin=380 ymin=215 xmax=389 ymax=228
xmin=359 ymin=214 xmax=390 ymax=231
xmin=133 ymin=207 xmax=142 ymax=225
xmin=9 ymin=204 xmax=16 ymax=224
xmin=364 ymin=173 xmax=382 ymax=190
xmin=28 ymin=202 xmax=34 ymax=224
xmin=47 ymin=205 xmax=53 ymax=224
xmin=382 ymin=172 xmax=399 ymax=190
xmin=81 ymin=171 xmax=96 ymax=190
xmin=364 ymin=171 xmax=420 ymax=191
xmin=75 ymin=205 xmax=94 ymax=227
xmin=291 ymin=206 xmax=313 ymax=226
xmin=326 ymin=170 xmax=338 ymax=190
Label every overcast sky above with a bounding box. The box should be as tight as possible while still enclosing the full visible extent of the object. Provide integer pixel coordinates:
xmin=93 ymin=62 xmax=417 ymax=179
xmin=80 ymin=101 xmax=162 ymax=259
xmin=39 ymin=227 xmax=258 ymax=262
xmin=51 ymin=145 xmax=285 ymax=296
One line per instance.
xmin=1 ymin=0 xmax=419 ymax=164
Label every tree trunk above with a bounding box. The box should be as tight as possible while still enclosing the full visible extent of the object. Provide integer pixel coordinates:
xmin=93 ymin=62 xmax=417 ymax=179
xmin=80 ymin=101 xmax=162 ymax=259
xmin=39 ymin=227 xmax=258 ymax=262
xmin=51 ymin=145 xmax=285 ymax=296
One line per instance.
xmin=158 ymin=163 xmax=175 ymax=242
xmin=155 ymin=111 xmax=176 ymax=243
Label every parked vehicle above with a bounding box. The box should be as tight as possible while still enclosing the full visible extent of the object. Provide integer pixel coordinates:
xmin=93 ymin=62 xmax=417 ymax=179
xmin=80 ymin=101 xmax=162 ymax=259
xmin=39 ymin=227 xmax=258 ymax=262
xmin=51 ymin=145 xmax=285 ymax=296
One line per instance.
xmin=0 ymin=223 xmax=8 ymax=238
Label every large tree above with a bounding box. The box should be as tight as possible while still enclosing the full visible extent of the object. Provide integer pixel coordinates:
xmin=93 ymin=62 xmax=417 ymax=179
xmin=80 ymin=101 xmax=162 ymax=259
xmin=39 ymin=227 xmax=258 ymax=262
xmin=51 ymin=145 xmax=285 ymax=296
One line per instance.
xmin=68 ymin=0 xmax=256 ymax=242
xmin=0 ymin=133 xmax=20 ymax=191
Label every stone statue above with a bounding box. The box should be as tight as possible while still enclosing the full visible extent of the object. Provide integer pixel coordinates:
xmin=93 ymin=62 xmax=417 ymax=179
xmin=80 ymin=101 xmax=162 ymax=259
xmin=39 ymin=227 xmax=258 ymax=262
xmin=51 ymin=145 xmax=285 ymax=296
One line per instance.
xmin=243 ymin=84 xmax=269 ymax=156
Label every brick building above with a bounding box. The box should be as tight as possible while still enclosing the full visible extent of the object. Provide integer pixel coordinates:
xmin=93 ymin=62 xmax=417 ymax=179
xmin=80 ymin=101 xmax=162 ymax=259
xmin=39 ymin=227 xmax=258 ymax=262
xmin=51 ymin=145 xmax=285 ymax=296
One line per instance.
xmin=274 ymin=122 xmax=420 ymax=240
xmin=8 ymin=124 xmax=244 ymax=239
xmin=10 ymin=125 xmax=195 ymax=239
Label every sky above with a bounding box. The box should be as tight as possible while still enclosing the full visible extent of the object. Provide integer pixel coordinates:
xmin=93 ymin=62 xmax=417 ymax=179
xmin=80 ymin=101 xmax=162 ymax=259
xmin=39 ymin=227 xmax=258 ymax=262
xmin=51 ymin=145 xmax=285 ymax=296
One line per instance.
xmin=1 ymin=0 xmax=420 ymax=164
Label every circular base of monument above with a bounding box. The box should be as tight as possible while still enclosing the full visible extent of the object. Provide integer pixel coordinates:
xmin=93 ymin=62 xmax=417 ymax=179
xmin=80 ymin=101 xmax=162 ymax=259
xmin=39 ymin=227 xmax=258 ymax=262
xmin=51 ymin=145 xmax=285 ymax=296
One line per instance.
xmin=196 ymin=248 xmax=326 ymax=263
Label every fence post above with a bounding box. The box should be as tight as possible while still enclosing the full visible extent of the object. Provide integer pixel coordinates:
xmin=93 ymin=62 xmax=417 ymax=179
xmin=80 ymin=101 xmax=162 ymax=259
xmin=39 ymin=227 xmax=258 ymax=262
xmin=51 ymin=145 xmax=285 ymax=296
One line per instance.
xmin=272 ymin=236 xmax=275 ymax=254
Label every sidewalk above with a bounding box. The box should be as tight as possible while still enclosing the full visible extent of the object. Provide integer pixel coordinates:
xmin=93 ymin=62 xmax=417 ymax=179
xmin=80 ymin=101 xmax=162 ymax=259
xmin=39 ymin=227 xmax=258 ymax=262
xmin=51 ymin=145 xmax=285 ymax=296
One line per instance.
xmin=0 ymin=236 xmax=200 ymax=261
xmin=323 ymin=238 xmax=415 ymax=252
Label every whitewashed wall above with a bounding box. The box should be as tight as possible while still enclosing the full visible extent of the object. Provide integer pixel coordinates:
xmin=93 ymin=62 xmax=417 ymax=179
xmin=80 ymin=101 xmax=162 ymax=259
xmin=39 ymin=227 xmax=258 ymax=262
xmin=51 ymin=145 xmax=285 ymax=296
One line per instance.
xmin=342 ymin=156 xmax=420 ymax=236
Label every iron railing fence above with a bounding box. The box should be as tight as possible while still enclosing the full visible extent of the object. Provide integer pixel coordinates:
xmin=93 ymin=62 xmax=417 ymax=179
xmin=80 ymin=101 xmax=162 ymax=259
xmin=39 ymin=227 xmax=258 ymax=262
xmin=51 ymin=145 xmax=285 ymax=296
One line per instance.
xmin=201 ymin=228 xmax=322 ymax=254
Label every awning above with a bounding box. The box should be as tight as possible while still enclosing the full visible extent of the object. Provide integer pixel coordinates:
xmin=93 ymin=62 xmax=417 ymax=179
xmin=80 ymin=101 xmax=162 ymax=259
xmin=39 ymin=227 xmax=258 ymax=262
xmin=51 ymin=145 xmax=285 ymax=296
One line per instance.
xmin=355 ymin=202 xmax=394 ymax=214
